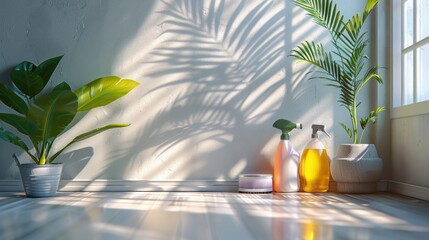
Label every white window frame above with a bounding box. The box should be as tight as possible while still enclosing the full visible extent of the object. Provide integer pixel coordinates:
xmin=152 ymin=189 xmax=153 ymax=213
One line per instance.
xmin=391 ymin=0 xmax=429 ymax=119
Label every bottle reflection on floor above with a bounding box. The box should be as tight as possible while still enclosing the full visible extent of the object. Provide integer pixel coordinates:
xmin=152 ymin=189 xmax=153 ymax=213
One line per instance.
xmin=272 ymin=218 xmax=333 ymax=240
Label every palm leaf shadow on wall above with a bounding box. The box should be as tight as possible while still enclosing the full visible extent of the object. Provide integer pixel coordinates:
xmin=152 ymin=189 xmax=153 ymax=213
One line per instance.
xmin=122 ymin=0 xmax=304 ymax=180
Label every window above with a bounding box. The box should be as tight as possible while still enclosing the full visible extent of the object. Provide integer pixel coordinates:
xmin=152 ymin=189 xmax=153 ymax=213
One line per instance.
xmin=392 ymin=0 xmax=429 ymax=113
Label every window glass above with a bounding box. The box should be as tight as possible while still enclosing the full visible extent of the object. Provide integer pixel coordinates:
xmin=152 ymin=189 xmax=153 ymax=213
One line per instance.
xmin=418 ymin=0 xmax=429 ymax=41
xmin=393 ymin=0 xmax=429 ymax=109
xmin=418 ymin=44 xmax=429 ymax=102
xmin=404 ymin=51 xmax=414 ymax=105
xmin=404 ymin=0 xmax=414 ymax=48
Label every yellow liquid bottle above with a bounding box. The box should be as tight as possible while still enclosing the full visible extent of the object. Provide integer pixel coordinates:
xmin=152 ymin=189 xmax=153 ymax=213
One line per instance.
xmin=299 ymin=147 xmax=330 ymax=192
xmin=299 ymin=124 xmax=330 ymax=192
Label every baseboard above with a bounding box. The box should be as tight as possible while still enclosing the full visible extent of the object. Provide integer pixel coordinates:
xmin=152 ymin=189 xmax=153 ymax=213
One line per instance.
xmin=1 ymin=180 xmax=427 ymax=201
xmin=2 ymin=179 xmax=336 ymax=192
xmin=328 ymin=180 xmax=388 ymax=192
xmin=0 ymin=180 xmax=239 ymax=192
xmin=377 ymin=180 xmax=389 ymax=191
xmin=387 ymin=181 xmax=429 ymax=202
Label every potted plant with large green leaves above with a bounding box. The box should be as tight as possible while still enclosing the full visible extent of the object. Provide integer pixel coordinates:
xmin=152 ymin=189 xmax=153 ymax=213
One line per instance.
xmin=291 ymin=0 xmax=384 ymax=193
xmin=0 ymin=55 xmax=139 ymax=197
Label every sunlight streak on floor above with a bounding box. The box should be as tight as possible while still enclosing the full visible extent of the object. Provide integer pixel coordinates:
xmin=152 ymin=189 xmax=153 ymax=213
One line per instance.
xmin=2 ymin=192 xmax=427 ymax=239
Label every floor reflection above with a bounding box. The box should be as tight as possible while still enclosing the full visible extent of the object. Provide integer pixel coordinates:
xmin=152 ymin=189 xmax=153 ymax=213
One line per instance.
xmin=0 ymin=192 xmax=428 ymax=240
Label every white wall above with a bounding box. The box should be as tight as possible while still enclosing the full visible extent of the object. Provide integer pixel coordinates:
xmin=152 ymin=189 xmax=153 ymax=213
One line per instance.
xmin=374 ymin=0 xmax=392 ymax=180
xmin=0 ymin=0 xmax=378 ymax=181
xmin=387 ymin=0 xmax=429 ymax=189
xmin=391 ymin=114 xmax=429 ymax=188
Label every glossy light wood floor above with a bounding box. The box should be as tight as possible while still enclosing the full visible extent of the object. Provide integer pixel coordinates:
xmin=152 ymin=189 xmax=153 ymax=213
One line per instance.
xmin=0 ymin=192 xmax=428 ymax=240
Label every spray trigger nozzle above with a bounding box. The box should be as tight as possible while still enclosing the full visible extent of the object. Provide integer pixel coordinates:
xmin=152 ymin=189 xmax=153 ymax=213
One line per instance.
xmin=273 ymin=119 xmax=302 ymax=140
xmin=311 ymin=124 xmax=330 ymax=138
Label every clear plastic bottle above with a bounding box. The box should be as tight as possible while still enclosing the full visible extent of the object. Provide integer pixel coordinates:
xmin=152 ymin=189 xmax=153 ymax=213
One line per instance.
xmin=299 ymin=124 xmax=330 ymax=192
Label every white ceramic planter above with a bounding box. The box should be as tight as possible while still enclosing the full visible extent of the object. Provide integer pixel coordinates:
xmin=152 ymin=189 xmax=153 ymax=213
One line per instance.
xmin=18 ymin=164 xmax=63 ymax=197
xmin=331 ymin=144 xmax=382 ymax=193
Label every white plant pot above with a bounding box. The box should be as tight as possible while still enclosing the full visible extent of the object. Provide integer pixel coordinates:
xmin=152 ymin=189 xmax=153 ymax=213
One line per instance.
xmin=331 ymin=144 xmax=382 ymax=193
xmin=18 ymin=163 xmax=63 ymax=197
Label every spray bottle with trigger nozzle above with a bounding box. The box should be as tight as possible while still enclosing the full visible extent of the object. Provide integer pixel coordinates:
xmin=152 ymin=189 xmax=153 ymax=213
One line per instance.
xmin=272 ymin=119 xmax=302 ymax=192
xmin=299 ymin=124 xmax=331 ymax=192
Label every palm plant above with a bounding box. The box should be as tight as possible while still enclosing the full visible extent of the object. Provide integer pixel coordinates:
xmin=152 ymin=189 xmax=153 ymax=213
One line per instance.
xmin=290 ymin=0 xmax=384 ymax=144
xmin=0 ymin=55 xmax=139 ymax=165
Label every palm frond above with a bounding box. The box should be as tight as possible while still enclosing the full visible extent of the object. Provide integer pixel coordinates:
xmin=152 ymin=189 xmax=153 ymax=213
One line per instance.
xmin=293 ymin=0 xmax=381 ymax=112
xmin=342 ymin=37 xmax=369 ymax=79
xmin=290 ymin=41 xmax=343 ymax=82
xmin=293 ymin=0 xmax=345 ymax=39
xmin=339 ymin=122 xmax=352 ymax=138
xmin=365 ymin=106 xmax=386 ymax=125
xmin=363 ymin=0 xmax=379 ymax=21
xmin=337 ymin=77 xmax=355 ymax=107
xmin=356 ymin=65 xmax=382 ymax=95
xmin=359 ymin=105 xmax=385 ymax=142
xmin=291 ymin=39 xmax=356 ymax=109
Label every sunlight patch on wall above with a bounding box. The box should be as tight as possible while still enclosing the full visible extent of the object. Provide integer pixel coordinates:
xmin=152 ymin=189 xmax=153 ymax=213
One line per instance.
xmin=228 ymin=158 xmax=247 ymax=178
xmin=107 ymin=0 xmax=290 ymax=180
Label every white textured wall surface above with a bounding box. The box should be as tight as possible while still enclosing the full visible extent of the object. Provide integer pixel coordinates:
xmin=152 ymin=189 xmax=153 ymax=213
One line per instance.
xmin=391 ymin=114 xmax=429 ymax=188
xmin=0 ymin=0 xmax=374 ymax=181
xmin=374 ymin=0 xmax=391 ymax=180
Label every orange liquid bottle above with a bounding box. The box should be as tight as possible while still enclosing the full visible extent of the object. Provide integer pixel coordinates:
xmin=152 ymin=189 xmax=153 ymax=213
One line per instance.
xmin=272 ymin=119 xmax=302 ymax=192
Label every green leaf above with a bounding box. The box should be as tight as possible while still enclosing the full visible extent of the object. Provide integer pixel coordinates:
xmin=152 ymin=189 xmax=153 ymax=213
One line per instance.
xmin=53 ymin=81 xmax=72 ymax=91
xmin=10 ymin=70 xmax=46 ymax=98
xmin=0 ymin=128 xmax=37 ymax=162
xmin=0 ymin=83 xmax=28 ymax=114
xmin=360 ymin=117 xmax=369 ymax=130
xmin=48 ymin=123 xmax=130 ymax=163
xmin=0 ymin=126 xmax=29 ymax=151
xmin=35 ymin=55 xmax=63 ymax=84
xmin=374 ymin=106 xmax=385 ymax=114
xmin=364 ymin=0 xmax=379 ymax=21
xmin=27 ymin=82 xmax=78 ymax=143
xmin=0 ymin=113 xmax=37 ymax=135
xmin=69 ymin=123 xmax=129 ymax=144
xmin=293 ymin=0 xmax=345 ymax=39
xmin=10 ymin=56 xmax=63 ymax=98
xmin=74 ymin=76 xmax=139 ymax=112
xmin=14 ymin=61 xmax=36 ymax=72
xmin=370 ymin=106 xmax=385 ymax=123
xmin=339 ymin=122 xmax=352 ymax=138
xmin=360 ymin=106 xmax=385 ymax=130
